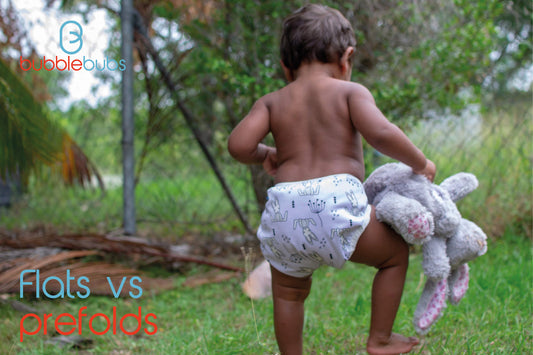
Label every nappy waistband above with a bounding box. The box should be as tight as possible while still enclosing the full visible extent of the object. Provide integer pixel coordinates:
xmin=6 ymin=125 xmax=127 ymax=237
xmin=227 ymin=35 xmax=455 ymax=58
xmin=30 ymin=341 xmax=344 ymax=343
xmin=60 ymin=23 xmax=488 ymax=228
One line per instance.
xmin=271 ymin=173 xmax=361 ymax=190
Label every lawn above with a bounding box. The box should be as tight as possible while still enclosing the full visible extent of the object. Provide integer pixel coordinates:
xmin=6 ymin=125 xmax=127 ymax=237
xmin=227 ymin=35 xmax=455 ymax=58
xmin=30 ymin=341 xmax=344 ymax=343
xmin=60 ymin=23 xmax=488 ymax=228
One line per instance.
xmin=1 ymin=229 xmax=530 ymax=354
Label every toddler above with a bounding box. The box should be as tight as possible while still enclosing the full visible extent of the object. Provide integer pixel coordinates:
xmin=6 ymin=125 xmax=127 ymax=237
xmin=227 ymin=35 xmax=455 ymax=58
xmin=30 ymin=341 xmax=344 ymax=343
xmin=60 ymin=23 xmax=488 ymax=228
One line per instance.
xmin=228 ymin=4 xmax=435 ymax=354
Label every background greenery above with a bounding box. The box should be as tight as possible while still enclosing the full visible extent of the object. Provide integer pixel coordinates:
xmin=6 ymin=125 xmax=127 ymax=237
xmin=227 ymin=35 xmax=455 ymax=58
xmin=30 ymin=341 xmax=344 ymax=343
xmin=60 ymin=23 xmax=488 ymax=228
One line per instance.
xmin=1 ymin=0 xmax=530 ymax=235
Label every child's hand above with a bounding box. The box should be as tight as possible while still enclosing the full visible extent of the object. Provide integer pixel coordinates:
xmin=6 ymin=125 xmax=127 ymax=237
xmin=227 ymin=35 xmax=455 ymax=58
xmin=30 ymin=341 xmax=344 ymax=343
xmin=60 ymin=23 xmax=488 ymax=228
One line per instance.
xmin=263 ymin=147 xmax=278 ymax=176
xmin=413 ymin=159 xmax=436 ymax=182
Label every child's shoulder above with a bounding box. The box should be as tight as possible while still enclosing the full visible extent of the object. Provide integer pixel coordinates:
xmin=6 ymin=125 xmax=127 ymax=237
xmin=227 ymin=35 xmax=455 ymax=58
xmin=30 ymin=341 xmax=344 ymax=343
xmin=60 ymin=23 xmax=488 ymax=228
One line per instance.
xmin=254 ymin=86 xmax=287 ymax=107
xmin=255 ymin=79 xmax=375 ymax=107
xmin=337 ymin=80 xmax=375 ymax=102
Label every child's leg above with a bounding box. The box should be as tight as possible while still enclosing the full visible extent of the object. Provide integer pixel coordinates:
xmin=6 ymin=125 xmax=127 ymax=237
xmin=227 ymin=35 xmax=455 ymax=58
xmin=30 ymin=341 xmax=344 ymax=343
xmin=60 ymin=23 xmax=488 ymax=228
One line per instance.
xmin=349 ymin=207 xmax=419 ymax=355
xmin=270 ymin=266 xmax=312 ymax=355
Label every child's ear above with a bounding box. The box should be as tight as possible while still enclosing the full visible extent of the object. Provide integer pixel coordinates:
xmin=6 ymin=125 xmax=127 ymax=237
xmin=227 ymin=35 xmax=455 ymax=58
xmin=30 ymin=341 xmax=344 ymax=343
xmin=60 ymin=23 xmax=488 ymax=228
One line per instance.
xmin=340 ymin=46 xmax=355 ymax=73
xmin=280 ymin=60 xmax=294 ymax=82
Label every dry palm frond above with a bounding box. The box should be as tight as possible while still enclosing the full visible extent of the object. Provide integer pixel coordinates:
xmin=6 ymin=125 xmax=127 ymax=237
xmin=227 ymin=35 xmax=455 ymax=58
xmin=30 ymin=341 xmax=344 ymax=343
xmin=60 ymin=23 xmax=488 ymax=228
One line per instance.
xmin=56 ymin=133 xmax=104 ymax=188
xmin=0 ymin=58 xmax=102 ymax=189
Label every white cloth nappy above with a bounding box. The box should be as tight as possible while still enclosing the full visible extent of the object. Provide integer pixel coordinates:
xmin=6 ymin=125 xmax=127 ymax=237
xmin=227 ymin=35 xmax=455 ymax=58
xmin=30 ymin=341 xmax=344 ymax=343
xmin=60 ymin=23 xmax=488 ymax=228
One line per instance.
xmin=257 ymin=174 xmax=372 ymax=278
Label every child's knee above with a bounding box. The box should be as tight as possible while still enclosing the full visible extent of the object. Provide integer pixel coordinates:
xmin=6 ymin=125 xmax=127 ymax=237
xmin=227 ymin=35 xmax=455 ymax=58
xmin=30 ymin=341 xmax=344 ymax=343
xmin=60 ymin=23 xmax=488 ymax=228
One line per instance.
xmin=271 ymin=267 xmax=312 ymax=302
xmin=274 ymin=286 xmax=311 ymax=303
xmin=381 ymin=235 xmax=409 ymax=269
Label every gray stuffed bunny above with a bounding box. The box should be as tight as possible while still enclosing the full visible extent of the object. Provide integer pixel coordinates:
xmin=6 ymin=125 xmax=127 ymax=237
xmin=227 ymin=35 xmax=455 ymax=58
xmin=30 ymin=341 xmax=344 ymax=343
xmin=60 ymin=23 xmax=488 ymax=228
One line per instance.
xmin=363 ymin=162 xmax=488 ymax=334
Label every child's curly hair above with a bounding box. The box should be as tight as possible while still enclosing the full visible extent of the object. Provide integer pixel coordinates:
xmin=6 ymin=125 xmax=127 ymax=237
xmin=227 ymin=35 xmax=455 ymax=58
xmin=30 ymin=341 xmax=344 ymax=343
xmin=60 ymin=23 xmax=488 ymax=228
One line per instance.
xmin=281 ymin=4 xmax=356 ymax=71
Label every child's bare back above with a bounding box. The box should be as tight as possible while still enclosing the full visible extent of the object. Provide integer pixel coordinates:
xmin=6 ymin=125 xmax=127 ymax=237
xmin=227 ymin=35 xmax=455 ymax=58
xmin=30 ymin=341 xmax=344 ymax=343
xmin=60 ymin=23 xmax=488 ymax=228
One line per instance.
xmin=231 ymin=60 xmax=433 ymax=184
xmin=261 ymin=68 xmax=367 ymax=183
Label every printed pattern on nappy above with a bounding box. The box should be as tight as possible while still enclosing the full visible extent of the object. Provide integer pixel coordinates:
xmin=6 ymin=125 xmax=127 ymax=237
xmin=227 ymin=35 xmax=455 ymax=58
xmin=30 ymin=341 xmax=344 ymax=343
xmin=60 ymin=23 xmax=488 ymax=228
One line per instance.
xmin=258 ymin=174 xmax=371 ymax=278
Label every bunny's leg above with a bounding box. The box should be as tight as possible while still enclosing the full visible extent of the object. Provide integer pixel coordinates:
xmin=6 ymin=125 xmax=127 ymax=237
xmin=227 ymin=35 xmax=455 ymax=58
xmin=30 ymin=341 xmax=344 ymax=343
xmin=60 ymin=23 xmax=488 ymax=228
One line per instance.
xmin=448 ymin=263 xmax=469 ymax=305
xmin=413 ymin=278 xmax=448 ymax=335
xmin=375 ymin=192 xmax=434 ymax=245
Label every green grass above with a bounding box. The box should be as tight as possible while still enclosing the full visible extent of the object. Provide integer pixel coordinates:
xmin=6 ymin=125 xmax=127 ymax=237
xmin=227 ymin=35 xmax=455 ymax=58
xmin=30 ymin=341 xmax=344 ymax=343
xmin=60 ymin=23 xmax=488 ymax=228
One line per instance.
xmin=0 ymin=183 xmax=122 ymax=233
xmin=0 ymin=163 xmax=258 ymax=236
xmin=1 ymin=230 xmax=530 ymax=354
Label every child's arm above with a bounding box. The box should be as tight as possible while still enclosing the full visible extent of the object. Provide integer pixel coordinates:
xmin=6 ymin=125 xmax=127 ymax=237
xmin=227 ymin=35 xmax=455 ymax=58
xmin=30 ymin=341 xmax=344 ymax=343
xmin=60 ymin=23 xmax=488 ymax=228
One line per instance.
xmin=228 ymin=98 xmax=277 ymax=171
xmin=348 ymin=85 xmax=435 ymax=181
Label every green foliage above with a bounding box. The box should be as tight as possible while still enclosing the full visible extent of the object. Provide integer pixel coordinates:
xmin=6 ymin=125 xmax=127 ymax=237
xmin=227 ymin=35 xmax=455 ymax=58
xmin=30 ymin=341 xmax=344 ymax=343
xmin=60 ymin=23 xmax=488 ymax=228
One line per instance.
xmin=368 ymin=0 xmax=504 ymax=124
xmin=488 ymin=0 xmax=532 ymax=91
xmin=3 ymin=0 xmax=530 ymax=230
xmin=178 ymin=0 xmax=295 ymax=128
xmin=0 ymin=59 xmax=101 ymax=189
xmin=0 ymin=173 xmax=120 ymax=231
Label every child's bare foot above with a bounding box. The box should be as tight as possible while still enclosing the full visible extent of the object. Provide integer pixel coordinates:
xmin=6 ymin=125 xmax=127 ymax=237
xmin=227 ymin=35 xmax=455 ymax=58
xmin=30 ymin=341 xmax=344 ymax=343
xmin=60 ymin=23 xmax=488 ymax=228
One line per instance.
xmin=367 ymin=333 xmax=419 ymax=355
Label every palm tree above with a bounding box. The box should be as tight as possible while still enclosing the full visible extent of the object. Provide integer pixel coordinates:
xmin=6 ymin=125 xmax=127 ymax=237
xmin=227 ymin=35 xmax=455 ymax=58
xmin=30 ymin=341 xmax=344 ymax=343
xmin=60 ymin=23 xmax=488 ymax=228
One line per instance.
xmin=0 ymin=58 xmax=102 ymax=200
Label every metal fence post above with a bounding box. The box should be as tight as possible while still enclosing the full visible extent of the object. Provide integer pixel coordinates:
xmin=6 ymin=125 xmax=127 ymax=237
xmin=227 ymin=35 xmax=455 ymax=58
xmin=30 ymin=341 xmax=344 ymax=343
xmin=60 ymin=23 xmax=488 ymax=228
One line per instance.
xmin=121 ymin=0 xmax=136 ymax=235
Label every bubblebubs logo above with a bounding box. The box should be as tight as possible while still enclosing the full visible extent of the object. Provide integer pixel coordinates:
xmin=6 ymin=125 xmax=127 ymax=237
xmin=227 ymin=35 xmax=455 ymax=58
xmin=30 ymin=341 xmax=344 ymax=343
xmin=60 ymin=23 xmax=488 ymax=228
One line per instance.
xmin=60 ymin=20 xmax=83 ymax=55
xmin=19 ymin=20 xmax=126 ymax=72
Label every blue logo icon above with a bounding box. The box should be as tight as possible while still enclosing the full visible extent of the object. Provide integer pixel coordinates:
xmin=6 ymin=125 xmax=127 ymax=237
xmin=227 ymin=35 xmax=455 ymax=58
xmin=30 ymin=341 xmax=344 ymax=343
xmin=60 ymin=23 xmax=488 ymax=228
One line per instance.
xmin=59 ymin=20 xmax=83 ymax=55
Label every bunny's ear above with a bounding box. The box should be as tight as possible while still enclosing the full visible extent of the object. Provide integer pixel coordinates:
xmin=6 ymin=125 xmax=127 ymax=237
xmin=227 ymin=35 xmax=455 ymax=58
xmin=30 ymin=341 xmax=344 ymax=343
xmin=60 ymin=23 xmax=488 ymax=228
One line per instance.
xmin=439 ymin=173 xmax=479 ymax=202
